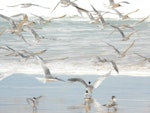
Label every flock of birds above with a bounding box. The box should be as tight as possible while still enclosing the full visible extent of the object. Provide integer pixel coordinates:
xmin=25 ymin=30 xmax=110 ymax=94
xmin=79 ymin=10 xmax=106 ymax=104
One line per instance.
xmin=0 ymin=0 xmax=149 ymax=113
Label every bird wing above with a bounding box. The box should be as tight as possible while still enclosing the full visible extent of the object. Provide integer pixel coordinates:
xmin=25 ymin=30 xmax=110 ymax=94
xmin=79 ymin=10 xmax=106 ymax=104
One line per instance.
xmin=28 ymin=27 xmax=41 ymax=42
xmin=110 ymin=60 xmax=119 ymax=73
xmin=119 ymin=1 xmax=130 ymax=4
xmin=0 ymin=14 xmax=17 ymax=29
xmin=93 ymin=71 xmax=111 ymax=89
xmin=36 ymin=56 xmax=53 ymax=79
xmin=68 ymin=78 xmax=88 ymax=87
xmin=36 ymin=96 xmax=43 ymax=102
xmin=122 ymin=39 xmax=136 ymax=57
xmin=26 ymin=98 xmax=34 ymax=106
xmin=126 ymin=9 xmax=139 ymax=16
xmin=113 ymin=9 xmax=122 ymax=18
xmin=104 ymin=41 xmax=121 ymax=55
xmin=90 ymin=4 xmax=106 ymax=25
xmin=110 ymin=25 xmax=125 ymax=38
xmin=51 ymin=0 xmax=61 ymax=13
xmin=7 ymin=4 xmax=20 ymax=7
xmin=31 ymin=3 xmax=50 ymax=9
xmin=122 ymin=31 xmax=136 ymax=41
xmin=136 ymin=15 xmax=150 ymax=25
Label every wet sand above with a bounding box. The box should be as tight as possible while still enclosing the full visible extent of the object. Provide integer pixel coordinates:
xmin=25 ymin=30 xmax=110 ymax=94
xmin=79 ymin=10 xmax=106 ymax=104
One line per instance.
xmin=0 ymin=74 xmax=150 ymax=113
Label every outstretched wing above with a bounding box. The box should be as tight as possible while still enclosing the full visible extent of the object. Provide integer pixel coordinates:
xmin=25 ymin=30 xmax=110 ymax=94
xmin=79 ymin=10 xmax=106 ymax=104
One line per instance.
xmin=26 ymin=98 xmax=34 ymax=106
xmin=110 ymin=60 xmax=119 ymax=73
xmin=35 ymin=56 xmax=53 ymax=79
xmin=68 ymin=78 xmax=88 ymax=87
xmin=93 ymin=71 xmax=111 ymax=89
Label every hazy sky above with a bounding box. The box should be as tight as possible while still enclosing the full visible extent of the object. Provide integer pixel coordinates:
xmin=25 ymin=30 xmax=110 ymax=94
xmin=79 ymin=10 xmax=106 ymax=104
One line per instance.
xmin=0 ymin=0 xmax=149 ymax=18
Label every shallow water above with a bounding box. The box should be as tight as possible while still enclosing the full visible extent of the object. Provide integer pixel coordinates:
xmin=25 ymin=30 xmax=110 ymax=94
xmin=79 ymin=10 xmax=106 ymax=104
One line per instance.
xmin=0 ymin=74 xmax=150 ymax=113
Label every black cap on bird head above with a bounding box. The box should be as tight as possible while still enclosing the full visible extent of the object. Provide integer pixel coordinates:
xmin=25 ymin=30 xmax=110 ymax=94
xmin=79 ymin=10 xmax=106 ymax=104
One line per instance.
xmin=112 ymin=96 xmax=115 ymax=99
xmin=33 ymin=97 xmax=36 ymax=99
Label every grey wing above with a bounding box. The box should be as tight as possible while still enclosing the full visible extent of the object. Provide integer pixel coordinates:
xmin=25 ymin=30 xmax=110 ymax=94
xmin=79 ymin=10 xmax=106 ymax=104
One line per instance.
xmin=104 ymin=41 xmax=121 ymax=55
xmin=68 ymin=78 xmax=88 ymax=87
xmin=110 ymin=25 xmax=125 ymax=38
xmin=113 ymin=9 xmax=122 ymax=18
xmin=51 ymin=0 xmax=61 ymax=13
xmin=119 ymin=1 xmax=130 ymax=4
xmin=28 ymin=27 xmax=41 ymax=41
xmin=7 ymin=4 xmax=20 ymax=7
xmin=0 ymin=14 xmax=10 ymax=21
xmin=93 ymin=71 xmax=111 ymax=89
xmin=110 ymin=60 xmax=119 ymax=73
xmin=18 ymin=34 xmax=31 ymax=46
xmin=35 ymin=56 xmax=53 ymax=79
xmin=122 ymin=39 xmax=136 ymax=56
xmin=26 ymin=98 xmax=34 ymax=106
xmin=36 ymin=96 xmax=43 ymax=103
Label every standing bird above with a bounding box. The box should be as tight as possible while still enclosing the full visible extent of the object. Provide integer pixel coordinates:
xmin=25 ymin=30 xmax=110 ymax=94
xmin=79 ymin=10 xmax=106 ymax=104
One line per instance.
xmin=26 ymin=96 xmax=43 ymax=112
xmin=68 ymin=71 xmax=111 ymax=94
xmin=103 ymin=96 xmax=117 ymax=111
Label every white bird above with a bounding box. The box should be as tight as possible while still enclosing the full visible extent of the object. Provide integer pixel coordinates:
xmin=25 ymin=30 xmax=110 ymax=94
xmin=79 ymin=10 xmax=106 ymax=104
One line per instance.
xmin=84 ymin=90 xmax=92 ymax=100
xmin=27 ymin=27 xmax=45 ymax=44
xmin=113 ymin=8 xmax=139 ymax=20
xmin=105 ymin=40 xmax=136 ymax=58
xmin=35 ymin=56 xmax=65 ymax=83
xmin=51 ymin=0 xmax=77 ymax=13
xmin=108 ymin=0 xmax=129 ymax=9
xmin=7 ymin=3 xmax=50 ymax=9
xmin=26 ymin=96 xmax=43 ymax=112
xmin=103 ymin=96 xmax=117 ymax=111
xmin=68 ymin=71 xmax=111 ymax=94
xmin=110 ymin=25 xmax=136 ymax=41
xmin=90 ymin=4 xmax=109 ymax=28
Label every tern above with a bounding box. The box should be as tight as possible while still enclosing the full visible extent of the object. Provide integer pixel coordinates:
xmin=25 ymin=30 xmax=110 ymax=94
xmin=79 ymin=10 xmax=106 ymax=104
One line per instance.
xmin=51 ymin=0 xmax=77 ymax=13
xmin=110 ymin=25 xmax=136 ymax=41
xmin=104 ymin=40 xmax=136 ymax=58
xmin=113 ymin=8 xmax=139 ymax=20
xmin=90 ymin=4 xmax=109 ymax=28
xmin=35 ymin=56 xmax=65 ymax=83
xmin=68 ymin=71 xmax=111 ymax=94
xmin=27 ymin=27 xmax=45 ymax=43
xmin=108 ymin=0 xmax=129 ymax=8
xmin=103 ymin=96 xmax=117 ymax=111
xmin=7 ymin=3 xmax=50 ymax=9
xmin=26 ymin=96 xmax=43 ymax=112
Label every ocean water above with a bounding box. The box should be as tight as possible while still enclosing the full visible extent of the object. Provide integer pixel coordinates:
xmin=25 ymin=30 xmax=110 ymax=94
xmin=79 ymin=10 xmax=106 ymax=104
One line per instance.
xmin=0 ymin=17 xmax=149 ymax=76
xmin=0 ymin=16 xmax=150 ymax=113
